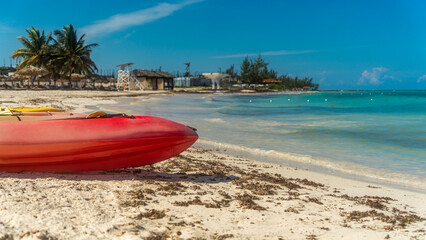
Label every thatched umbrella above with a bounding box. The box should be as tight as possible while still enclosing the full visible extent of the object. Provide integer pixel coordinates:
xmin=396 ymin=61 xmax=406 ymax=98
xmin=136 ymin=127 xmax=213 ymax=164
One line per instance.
xmin=37 ymin=74 xmax=51 ymax=81
xmin=89 ymin=74 xmax=107 ymax=88
xmin=71 ymin=73 xmax=86 ymax=80
xmin=17 ymin=66 xmax=49 ymax=87
xmin=10 ymin=74 xmax=26 ymax=88
xmin=57 ymin=77 xmax=70 ymax=88
xmin=90 ymin=74 xmax=107 ymax=81
xmin=0 ymin=75 xmax=11 ymax=88
xmin=10 ymin=75 xmax=21 ymax=81
xmin=71 ymin=73 xmax=87 ymax=88
xmin=17 ymin=66 xmax=48 ymax=76
xmin=36 ymin=74 xmax=53 ymax=87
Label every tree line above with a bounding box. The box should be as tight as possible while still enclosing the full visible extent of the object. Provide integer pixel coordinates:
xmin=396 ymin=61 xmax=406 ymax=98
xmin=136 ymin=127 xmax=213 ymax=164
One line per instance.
xmin=11 ymin=24 xmax=98 ymax=87
xmin=221 ymin=55 xmax=319 ymax=90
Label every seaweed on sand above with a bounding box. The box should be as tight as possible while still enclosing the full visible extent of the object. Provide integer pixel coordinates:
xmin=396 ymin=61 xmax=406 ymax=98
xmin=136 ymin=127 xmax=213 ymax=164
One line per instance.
xmin=235 ymin=193 xmax=266 ymax=211
xmin=344 ymin=209 xmax=424 ymax=229
xmin=135 ymin=209 xmax=166 ymax=220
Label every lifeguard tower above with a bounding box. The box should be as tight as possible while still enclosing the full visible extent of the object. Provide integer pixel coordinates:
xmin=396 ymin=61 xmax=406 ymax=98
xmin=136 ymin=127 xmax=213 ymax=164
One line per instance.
xmin=116 ymin=63 xmax=144 ymax=91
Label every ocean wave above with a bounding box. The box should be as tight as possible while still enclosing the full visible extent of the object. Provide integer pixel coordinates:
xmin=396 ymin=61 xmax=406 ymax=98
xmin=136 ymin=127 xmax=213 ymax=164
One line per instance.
xmin=204 ymin=118 xmax=228 ymax=124
xmin=196 ymin=139 xmax=426 ymax=191
xmin=253 ymin=119 xmax=357 ymax=128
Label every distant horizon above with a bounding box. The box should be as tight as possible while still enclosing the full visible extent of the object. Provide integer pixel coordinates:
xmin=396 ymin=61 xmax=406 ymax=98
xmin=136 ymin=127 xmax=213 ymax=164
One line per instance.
xmin=1 ymin=0 xmax=426 ymax=90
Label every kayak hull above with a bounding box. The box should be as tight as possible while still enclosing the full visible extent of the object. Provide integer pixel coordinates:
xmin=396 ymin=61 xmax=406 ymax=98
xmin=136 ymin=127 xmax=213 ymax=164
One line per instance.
xmin=0 ymin=116 xmax=198 ymax=172
xmin=10 ymin=107 xmax=61 ymax=112
xmin=0 ymin=112 xmax=87 ymax=122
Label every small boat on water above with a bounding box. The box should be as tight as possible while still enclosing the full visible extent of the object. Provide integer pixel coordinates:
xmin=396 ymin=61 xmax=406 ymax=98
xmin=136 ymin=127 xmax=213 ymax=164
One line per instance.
xmin=0 ymin=109 xmax=198 ymax=172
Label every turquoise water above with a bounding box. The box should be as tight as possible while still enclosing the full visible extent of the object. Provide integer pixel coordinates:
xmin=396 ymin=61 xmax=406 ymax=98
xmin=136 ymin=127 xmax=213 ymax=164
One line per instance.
xmin=104 ymin=90 xmax=426 ymax=188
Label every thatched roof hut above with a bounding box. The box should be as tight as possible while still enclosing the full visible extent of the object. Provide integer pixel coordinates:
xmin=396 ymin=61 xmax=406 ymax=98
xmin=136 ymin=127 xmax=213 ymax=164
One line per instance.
xmin=132 ymin=70 xmax=174 ymax=79
xmin=132 ymin=70 xmax=174 ymax=90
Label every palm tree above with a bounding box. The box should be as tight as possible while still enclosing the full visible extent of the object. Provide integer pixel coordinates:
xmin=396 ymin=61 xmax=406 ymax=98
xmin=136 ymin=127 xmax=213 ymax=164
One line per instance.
xmin=10 ymin=27 xmax=52 ymax=86
xmin=53 ymin=24 xmax=98 ymax=87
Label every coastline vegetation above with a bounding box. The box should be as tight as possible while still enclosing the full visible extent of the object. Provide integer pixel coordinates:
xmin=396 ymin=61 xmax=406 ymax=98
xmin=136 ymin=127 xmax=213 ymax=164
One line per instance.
xmin=10 ymin=24 xmax=98 ymax=88
xmin=237 ymin=55 xmax=319 ymax=90
xmin=4 ymin=25 xmax=319 ymax=91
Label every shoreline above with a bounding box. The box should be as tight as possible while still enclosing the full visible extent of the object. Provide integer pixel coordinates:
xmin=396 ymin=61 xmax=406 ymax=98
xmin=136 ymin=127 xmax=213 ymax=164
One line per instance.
xmin=2 ymin=89 xmax=424 ymax=193
xmin=194 ymin=139 xmax=426 ymax=194
xmin=4 ymin=89 xmax=422 ymax=193
xmin=98 ymin=92 xmax=426 ymax=194
xmin=0 ymin=90 xmax=424 ymax=239
xmin=0 ymin=147 xmax=424 ymax=239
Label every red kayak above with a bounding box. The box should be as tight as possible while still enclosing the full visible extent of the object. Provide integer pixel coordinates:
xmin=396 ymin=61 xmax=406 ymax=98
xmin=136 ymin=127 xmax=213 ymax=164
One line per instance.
xmin=0 ymin=116 xmax=198 ymax=172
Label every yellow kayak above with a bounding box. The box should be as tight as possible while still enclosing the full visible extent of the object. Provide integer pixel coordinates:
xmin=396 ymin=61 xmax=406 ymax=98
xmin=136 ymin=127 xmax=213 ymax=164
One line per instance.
xmin=10 ymin=107 xmax=61 ymax=112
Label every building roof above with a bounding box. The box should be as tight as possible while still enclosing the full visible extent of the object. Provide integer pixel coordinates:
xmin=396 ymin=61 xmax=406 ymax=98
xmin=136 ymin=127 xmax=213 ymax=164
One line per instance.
xmin=263 ymin=79 xmax=281 ymax=83
xmin=116 ymin=63 xmax=134 ymax=68
xmin=133 ymin=69 xmax=174 ymax=78
xmin=0 ymin=67 xmax=16 ymax=72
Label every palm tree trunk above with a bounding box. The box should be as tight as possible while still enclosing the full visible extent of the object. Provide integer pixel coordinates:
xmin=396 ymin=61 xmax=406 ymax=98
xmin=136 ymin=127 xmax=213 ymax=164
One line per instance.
xmin=54 ymin=77 xmax=57 ymax=88
xmin=69 ymin=71 xmax=72 ymax=88
xmin=31 ymin=76 xmax=36 ymax=87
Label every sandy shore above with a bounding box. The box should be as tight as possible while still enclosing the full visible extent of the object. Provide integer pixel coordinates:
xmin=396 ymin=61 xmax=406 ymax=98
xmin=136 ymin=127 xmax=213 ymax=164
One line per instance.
xmin=0 ymin=90 xmax=424 ymax=239
xmin=0 ymin=90 xmax=171 ymax=113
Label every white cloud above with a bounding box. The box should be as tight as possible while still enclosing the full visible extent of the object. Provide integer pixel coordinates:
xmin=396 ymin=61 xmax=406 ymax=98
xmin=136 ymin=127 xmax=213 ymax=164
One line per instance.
xmin=213 ymin=50 xmax=316 ymax=59
xmin=0 ymin=24 xmax=16 ymax=34
xmin=417 ymin=75 xmax=426 ymax=83
xmin=81 ymin=0 xmax=203 ymax=38
xmin=358 ymin=67 xmax=390 ymax=85
xmin=123 ymin=30 xmax=137 ymax=39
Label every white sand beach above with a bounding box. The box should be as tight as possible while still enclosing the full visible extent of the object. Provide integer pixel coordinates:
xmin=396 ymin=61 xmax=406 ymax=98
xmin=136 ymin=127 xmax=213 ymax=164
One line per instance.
xmin=0 ymin=90 xmax=424 ymax=239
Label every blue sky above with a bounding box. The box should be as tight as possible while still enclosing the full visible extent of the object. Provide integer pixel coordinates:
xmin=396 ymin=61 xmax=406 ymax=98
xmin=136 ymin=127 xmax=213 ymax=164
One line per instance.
xmin=1 ymin=0 xmax=426 ymax=90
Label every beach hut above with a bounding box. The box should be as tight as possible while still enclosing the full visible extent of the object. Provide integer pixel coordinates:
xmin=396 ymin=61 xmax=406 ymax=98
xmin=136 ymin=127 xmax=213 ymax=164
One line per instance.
xmin=262 ymin=79 xmax=281 ymax=88
xmin=132 ymin=70 xmax=174 ymax=90
xmin=262 ymin=79 xmax=281 ymax=84
xmin=174 ymin=77 xmax=192 ymax=87
xmin=174 ymin=77 xmax=212 ymax=87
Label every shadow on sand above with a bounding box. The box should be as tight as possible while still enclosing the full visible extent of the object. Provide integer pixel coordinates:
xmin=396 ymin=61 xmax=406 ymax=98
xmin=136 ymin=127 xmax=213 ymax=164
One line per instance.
xmin=0 ymin=168 xmax=238 ymax=184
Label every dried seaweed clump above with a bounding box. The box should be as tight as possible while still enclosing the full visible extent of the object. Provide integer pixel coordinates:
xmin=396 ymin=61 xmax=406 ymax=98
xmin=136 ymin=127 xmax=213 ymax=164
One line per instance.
xmin=204 ymin=199 xmax=231 ymax=208
xmin=215 ymin=234 xmax=234 ymax=240
xmin=173 ymin=197 xmax=204 ymax=207
xmin=295 ymin=178 xmax=325 ymax=188
xmin=157 ymin=182 xmax=188 ymax=196
xmin=135 ymin=209 xmax=166 ymax=220
xmin=339 ymin=195 xmax=394 ymax=210
xmin=248 ymin=172 xmax=301 ymax=190
xmin=344 ymin=210 xmax=424 ymax=229
xmin=235 ymin=193 xmax=266 ymax=211
xmin=304 ymin=197 xmax=323 ymax=205
xmin=120 ymin=190 xmax=147 ymax=207
xmin=173 ymin=196 xmax=231 ymax=208
xmin=234 ymin=178 xmax=279 ymax=195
